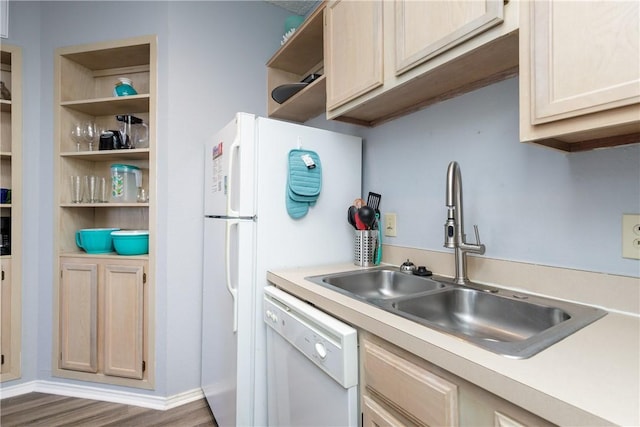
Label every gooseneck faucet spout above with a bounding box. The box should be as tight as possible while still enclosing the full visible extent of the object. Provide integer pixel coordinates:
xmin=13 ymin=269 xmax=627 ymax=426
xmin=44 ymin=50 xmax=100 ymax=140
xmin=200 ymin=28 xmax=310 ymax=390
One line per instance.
xmin=444 ymin=161 xmax=485 ymax=285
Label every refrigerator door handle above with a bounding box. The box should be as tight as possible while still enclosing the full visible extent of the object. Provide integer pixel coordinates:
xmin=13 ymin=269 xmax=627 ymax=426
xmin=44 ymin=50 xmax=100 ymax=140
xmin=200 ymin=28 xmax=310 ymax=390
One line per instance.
xmin=225 ymin=219 xmax=239 ymax=333
xmin=226 ymin=134 xmax=241 ymax=217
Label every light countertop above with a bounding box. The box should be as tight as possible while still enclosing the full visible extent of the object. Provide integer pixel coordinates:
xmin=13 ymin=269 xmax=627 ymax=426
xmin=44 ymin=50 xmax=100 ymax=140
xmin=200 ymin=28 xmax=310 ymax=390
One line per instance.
xmin=267 ymin=263 xmax=640 ymax=426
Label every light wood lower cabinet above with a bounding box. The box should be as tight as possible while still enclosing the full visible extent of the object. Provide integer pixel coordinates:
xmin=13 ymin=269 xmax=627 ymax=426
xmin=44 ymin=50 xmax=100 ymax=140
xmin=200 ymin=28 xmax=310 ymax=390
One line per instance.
xmin=1 ymin=258 xmax=13 ymax=374
xmin=60 ymin=261 xmax=98 ymax=373
xmin=361 ymin=333 xmax=555 ymax=427
xmin=58 ymin=257 xmax=147 ymax=382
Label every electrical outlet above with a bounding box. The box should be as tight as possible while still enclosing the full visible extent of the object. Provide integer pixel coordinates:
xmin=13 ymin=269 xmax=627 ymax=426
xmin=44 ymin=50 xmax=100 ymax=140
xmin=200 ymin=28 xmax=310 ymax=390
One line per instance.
xmin=622 ymin=214 xmax=640 ymax=260
xmin=384 ymin=213 xmax=397 ymax=237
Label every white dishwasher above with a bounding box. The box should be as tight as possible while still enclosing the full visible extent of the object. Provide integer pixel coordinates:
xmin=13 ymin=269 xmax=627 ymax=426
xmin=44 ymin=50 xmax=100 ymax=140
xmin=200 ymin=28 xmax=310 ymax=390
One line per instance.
xmin=263 ymin=286 xmax=359 ymax=427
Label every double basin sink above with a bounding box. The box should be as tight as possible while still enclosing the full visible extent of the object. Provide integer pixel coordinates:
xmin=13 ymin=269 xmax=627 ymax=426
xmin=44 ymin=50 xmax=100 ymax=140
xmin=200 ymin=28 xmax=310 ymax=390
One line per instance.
xmin=306 ymin=267 xmax=606 ymax=358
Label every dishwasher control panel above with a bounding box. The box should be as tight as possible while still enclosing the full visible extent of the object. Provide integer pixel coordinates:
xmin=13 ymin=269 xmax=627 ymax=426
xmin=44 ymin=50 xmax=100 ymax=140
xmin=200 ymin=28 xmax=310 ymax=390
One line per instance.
xmin=264 ymin=286 xmax=358 ymax=389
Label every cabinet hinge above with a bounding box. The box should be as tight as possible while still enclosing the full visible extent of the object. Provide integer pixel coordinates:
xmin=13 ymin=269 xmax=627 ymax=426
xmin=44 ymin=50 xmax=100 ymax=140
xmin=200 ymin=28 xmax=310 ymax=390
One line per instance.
xmin=1 ymin=269 xmax=4 ymax=281
xmin=1 ymin=354 xmax=5 ymax=365
xmin=143 ymin=273 xmax=146 ymax=284
xmin=142 ymin=360 xmax=146 ymax=372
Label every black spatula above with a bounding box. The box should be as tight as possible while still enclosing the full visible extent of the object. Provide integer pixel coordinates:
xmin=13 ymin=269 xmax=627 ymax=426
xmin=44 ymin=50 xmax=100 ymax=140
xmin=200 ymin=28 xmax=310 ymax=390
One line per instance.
xmin=367 ymin=192 xmax=381 ymax=213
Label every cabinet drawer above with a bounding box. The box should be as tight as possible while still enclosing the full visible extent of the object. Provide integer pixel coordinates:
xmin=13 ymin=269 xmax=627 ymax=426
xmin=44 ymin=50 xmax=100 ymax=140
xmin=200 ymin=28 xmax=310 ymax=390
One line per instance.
xmin=363 ymin=339 xmax=458 ymax=426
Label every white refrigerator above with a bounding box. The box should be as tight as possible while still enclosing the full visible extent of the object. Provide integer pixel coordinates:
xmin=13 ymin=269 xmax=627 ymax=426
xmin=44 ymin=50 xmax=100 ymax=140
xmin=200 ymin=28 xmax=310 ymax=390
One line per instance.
xmin=201 ymin=112 xmax=362 ymax=427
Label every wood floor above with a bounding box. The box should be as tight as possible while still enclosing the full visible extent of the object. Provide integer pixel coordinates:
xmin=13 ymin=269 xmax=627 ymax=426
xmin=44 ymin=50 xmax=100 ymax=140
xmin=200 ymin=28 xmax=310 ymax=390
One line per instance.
xmin=0 ymin=392 xmax=218 ymax=427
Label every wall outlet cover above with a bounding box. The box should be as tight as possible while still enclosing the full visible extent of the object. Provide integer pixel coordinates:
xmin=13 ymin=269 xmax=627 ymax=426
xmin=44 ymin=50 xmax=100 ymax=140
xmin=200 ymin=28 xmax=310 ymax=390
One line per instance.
xmin=384 ymin=213 xmax=397 ymax=237
xmin=622 ymin=214 xmax=640 ymax=260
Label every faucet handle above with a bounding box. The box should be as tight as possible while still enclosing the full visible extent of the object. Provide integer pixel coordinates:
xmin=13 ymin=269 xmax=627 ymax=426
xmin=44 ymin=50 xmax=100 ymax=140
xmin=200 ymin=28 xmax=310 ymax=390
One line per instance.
xmin=473 ymin=224 xmax=482 ymax=245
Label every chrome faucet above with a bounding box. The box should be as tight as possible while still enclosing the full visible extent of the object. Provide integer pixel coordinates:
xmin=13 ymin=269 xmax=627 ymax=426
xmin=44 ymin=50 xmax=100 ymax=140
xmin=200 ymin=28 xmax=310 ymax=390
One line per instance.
xmin=444 ymin=161 xmax=485 ymax=286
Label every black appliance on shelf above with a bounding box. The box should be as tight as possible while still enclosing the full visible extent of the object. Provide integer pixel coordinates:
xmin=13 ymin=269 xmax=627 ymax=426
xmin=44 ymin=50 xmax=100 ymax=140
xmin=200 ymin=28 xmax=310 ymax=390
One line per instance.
xmin=0 ymin=216 xmax=10 ymax=255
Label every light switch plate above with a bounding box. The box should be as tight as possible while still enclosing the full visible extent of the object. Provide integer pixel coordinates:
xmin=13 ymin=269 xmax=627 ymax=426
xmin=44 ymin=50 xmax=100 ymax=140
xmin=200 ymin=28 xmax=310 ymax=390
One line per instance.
xmin=622 ymin=214 xmax=640 ymax=260
xmin=384 ymin=213 xmax=397 ymax=237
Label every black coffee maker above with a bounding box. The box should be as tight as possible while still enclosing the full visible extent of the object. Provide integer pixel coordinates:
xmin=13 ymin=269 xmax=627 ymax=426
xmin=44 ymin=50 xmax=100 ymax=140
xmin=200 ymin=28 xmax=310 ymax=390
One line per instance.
xmin=99 ymin=115 xmax=145 ymax=150
xmin=99 ymin=130 xmax=126 ymax=150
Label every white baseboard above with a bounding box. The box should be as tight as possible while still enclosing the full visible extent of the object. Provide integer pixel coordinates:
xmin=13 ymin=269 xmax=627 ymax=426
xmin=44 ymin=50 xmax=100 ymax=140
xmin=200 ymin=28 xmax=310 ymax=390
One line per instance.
xmin=0 ymin=380 xmax=204 ymax=410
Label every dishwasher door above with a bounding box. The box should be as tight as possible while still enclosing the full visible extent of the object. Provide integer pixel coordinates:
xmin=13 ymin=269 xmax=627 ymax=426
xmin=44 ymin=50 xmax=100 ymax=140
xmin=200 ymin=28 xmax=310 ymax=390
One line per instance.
xmin=263 ymin=286 xmax=359 ymax=427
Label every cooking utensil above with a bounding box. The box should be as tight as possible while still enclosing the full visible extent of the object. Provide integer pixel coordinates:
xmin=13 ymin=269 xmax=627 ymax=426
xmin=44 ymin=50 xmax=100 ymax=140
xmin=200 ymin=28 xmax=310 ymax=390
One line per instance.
xmin=367 ymin=192 xmax=381 ymax=213
xmin=347 ymin=206 xmax=357 ymax=229
xmin=353 ymin=198 xmax=365 ymax=209
xmin=374 ymin=212 xmax=382 ymax=265
xmin=358 ymin=206 xmax=376 ymax=230
xmin=354 ymin=210 xmax=367 ymax=230
xmin=271 ymin=83 xmax=308 ymax=104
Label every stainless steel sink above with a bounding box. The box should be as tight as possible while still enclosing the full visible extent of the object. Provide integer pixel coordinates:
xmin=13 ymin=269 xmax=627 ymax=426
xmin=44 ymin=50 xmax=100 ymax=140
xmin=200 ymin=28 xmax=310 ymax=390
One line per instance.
xmin=307 ymin=268 xmax=446 ymax=301
xmin=391 ymin=288 xmax=570 ymax=342
xmin=306 ymin=268 xmax=607 ymax=359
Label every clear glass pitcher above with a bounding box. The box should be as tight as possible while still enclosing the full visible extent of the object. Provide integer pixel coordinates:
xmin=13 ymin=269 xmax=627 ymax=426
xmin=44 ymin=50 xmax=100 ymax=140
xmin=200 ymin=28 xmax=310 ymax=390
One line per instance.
xmin=116 ymin=114 xmax=149 ymax=149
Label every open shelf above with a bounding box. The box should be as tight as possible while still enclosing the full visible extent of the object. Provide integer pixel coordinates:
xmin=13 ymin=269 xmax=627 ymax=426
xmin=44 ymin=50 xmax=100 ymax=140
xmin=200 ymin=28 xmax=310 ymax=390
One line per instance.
xmin=61 ymin=148 xmax=150 ymax=161
xmin=266 ymin=2 xmax=326 ymax=123
xmin=60 ymin=251 xmax=149 ymax=260
xmin=61 ymin=95 xmax=150 ymax=116
xmin=61 ymin=203 xmax=149 ymax=208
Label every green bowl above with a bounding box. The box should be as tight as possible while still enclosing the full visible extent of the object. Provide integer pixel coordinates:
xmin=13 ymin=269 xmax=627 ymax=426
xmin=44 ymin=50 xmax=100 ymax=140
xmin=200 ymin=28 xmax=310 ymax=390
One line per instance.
xmin=76 ymin=228 xmax=120 ymax=254
xmin=111 ymin=230 xmax=149 ymax=255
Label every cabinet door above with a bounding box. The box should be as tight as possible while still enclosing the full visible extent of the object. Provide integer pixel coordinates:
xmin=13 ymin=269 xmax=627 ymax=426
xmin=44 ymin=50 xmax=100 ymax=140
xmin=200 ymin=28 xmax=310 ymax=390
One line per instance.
xmin=527 ymin=0 xmax=639 ymax=124
xmin=325 ymin=0 xmax=383 ymax=110
xmin=0 ymin=259 xmax=11 ymax=373
xmin=60 ymin=262 xmax=98 ymax=373
xmin=103 ymin=262 xmax=144 ymax=379
xmin=363 ymin=395 xmax=418 ymax=427
xmin=395 ymin=0 xmax=504 ymax=74
xmin=363 ymin=340 xmax=459 ymax=426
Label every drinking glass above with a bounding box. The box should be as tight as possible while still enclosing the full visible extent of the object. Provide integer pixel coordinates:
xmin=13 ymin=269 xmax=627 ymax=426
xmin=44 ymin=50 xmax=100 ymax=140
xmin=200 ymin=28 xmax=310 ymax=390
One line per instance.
xmin=71 ymin=123 xmax=84 ymax=152
xmin=70 ymin=176 xmax=83 ymax=203
xmin=85 ymin=175 xmax=100 ymax=203
xmin=98 ymin=177 xmax=108 ymax=203
xmin=83 ymin=122 xmax=97 ymax=151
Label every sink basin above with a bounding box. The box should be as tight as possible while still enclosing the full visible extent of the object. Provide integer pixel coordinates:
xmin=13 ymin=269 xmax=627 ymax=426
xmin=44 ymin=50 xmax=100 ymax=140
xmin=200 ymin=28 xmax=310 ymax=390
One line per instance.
xmin=386 ymin=287 xmax=607 ymax=358
xmin=391 ymin=288 xmax=570 ymax=342
xmin=306 ymin=268 xmax=446 ymax=301
xmin=306 ymin=268 xmax=607 ymax=358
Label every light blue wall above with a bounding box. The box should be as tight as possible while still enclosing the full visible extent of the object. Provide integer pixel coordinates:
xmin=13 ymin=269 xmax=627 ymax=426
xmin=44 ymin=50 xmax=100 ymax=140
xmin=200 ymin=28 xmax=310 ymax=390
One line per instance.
xmin=356 ymin=78 xmax=640 ymax=278
xmin=164 ymin=0 xmax=288 ymax=396
xmin=5 ymin=0 xmax=288 ymax=397
xmin=3 ymin=0 xmax=42 ymax=385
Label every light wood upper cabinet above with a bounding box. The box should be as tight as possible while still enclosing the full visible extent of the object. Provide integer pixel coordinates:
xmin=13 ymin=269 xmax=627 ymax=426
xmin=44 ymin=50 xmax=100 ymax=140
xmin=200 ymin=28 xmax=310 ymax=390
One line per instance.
xmin=519 ymin=0 xmax=640 ymax=151
xmin=395 ymin=0 xmax=504 ymax=75
xmin=325 ymin=0 xmax=383 ymax=110
xmin=326 ymin=0 xmax=518 ymax=126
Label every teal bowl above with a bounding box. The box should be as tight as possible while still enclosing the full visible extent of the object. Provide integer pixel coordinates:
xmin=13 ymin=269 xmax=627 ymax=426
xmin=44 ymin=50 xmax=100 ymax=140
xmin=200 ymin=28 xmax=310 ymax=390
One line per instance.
xmin=76 ymin=228 xmax=120 ymax=254
xmin=111 ymin=230 xmax=149 ymax=255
